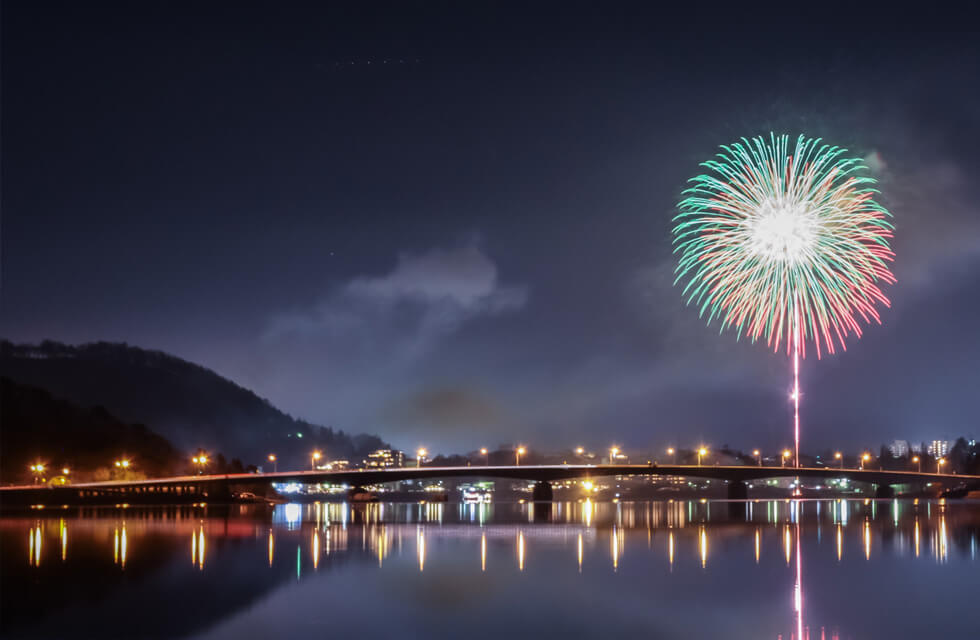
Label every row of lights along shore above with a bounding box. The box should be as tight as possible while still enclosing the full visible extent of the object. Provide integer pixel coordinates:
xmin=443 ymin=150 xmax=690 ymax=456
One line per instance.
xmin=25 ymin=446 xmax=951 ymax=483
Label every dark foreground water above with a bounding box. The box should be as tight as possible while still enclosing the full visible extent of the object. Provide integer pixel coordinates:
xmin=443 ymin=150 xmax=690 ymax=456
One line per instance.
xmin=2 ymin=499 xmax=978 ymax=639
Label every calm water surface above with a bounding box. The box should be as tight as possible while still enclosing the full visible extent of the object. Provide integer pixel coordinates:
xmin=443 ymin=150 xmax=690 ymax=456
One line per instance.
xmin=2 ymin=499 xmax=978 ymax=639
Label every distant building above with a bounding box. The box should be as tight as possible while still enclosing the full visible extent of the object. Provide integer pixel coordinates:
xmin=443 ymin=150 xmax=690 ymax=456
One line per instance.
xmin=363 ymin=449 xmax=405 ymax=469
xmin=888 ymin=440 xmax=910 ymax=458
xmin=927 ymin=440 xmax=949 ymax=458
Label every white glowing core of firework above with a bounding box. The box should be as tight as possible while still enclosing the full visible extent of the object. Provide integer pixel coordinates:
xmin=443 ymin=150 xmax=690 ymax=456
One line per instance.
xmin=745 ymin=196 xmax=819 ymax=264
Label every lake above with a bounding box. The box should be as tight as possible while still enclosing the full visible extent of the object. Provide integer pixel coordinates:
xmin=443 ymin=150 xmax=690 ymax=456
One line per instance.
xmin=2 ymin=499 xmax=977 ymax=639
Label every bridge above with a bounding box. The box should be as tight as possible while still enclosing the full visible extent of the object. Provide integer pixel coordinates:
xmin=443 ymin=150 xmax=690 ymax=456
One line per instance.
xmin=3 ymin=464 xmax=977 ymax=505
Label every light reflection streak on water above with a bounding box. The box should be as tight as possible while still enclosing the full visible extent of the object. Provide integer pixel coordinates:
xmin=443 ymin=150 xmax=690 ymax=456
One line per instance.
xmin=417 ymin=528 xmax=425 ymax=572
xmin=611 ymin=526 xmax=618 ymax=571
xmin=190 ymin=526 xmax=205 ymax=570
xmin=938 ymin=514 xmax=948 ymax=563
xmin=699 ymin=525 xmax=707 ymax=569
xmin=914 ymin=518 xmax=920 ymax=558
xmin=668 ymin=530 xmax=674 ymax=571
xmin=755 ymin=527 xmax=761 ymax=564
xmin=517 ymin=530 xmax=525 ymax=571
xmin=794 ymin=521 xmax=803 ymax=640
xmin=60 ymin=520 xmax=67 ymax=562
xmin=577 ymin=533 xmax=583 ymax=572
xmin=784 ymin=525 xmax=792 ymax=565
xmin=481 ymin=533 xmax=487 ymax=572
xmin=312 ymin=530 xmax=319 ymax=570
xmin=268 ymin=530 xmax=274 ymax=567
xmin=864 ymin=520 xmax=871 ymax=561
xmin=29 ymin=524 xmax=42 ymax=567
xmin=837 ymin=524 xmax=843 ymax=562
xmin=121 ymin=524 xmax=127 ymax=569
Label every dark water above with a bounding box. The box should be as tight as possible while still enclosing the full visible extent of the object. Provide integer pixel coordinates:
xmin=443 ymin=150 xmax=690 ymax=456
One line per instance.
xmin=2 ymin=499 xmax=978 ymax=639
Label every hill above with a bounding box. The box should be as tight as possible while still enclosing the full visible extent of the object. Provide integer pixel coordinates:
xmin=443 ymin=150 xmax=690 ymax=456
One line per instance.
xmin=1 ymin=377 xmax=182 ymax=483
xmin=0 ymin=340 xmax=387 ymax=468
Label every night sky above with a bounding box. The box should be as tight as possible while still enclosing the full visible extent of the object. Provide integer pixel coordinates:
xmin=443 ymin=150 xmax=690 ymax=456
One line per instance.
xmin=3 ymin=3 xmax=979 ymax=454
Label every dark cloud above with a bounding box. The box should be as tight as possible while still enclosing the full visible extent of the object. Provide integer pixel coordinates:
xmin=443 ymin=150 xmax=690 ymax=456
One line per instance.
xmin=385 ymin=387 xmax=506 ymax=433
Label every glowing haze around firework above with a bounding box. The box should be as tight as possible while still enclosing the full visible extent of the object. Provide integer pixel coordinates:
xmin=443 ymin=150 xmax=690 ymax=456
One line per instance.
xmin=673 ymin=134 xmax=896 ymax=359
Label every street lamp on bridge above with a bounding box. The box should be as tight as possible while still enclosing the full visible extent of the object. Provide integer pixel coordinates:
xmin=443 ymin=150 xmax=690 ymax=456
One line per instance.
xmin=311 ymin=451 xmax=322 ymax=470
xmin=192 ymin=454 xmax=209 ymax=474
xmin=860 ymin=453 xmax=871 ymax=470
xmin=667 ymin=447 xmax=676 ymax=464
xmin=697 ymin=447 xmax=708 ymax=466
xmin=417 ymin=448 xmax=427 ymax=468
xmin=752 ymin=450 xmax=761 ymax=466
xmin=911 ymin=455 xmax=921 ymax=473
xmin=515 ymin=446 xmax=526 ymax=466
xmin=609 ymin=446 xmax=620 ymax=464
xmin=479 ymin=448 xmax=489 ymax=465
xmin=937 ymin=458 xmax=946 ymax=474
xmin=834 ymin=452 xmax=843 ymax=469
xmin=268 ymin=454 xmax=277 ymax=473
xmin=782 ymin=450 xmax=791 ymax=467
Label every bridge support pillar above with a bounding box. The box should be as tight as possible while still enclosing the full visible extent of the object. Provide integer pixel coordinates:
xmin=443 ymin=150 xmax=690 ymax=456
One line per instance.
xmin=874 ymin=484 xmax=895 ymax=499
xmin=727 ymin=480 xmax=748 ymax=500
xmin=532 ymin=481 xmax=554 ymax=501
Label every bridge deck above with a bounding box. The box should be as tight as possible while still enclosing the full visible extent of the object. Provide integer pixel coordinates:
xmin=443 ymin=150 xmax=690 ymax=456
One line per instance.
xmin=3 ymin=464 xmax=976 ymax=495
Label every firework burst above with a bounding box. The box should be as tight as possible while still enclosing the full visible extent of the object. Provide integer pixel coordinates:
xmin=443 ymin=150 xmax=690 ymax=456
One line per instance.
xmin=673 ymin=133 xmax=895 ymax=359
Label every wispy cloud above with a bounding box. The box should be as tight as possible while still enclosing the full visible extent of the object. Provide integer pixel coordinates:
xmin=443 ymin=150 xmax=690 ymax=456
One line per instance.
xmin=265 ymin=243 xmax=528 ymax=357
